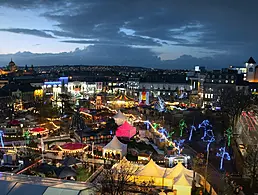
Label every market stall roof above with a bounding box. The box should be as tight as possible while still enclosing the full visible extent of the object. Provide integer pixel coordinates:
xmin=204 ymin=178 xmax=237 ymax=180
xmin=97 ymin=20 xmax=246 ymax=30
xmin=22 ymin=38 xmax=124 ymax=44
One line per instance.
xmin=59 ymin=143 xmax=88 ymax=151
xmin=60 ymin=156 xmax=82 ymax=166
xmin=173 ymin=173 xmax=192 ymax=186
xmin=164 ymin=162 xmax=193 ymax=179
xmin=136 ymin=159 xmax=166 ymax=178
xmin=103 ymin=136 xmax=127 ymax=151
xmin=113 ymin=94 xmax=135 ymax=102
xmin=55 ymin=166 xmax=77 ymax=179
xmin=113 ymin=110 xmax=126 ymax=119
xmin=7 ymin=182 xmax=48 ymax=195
xmin=116 ymin=121 xmax=136 ymax=139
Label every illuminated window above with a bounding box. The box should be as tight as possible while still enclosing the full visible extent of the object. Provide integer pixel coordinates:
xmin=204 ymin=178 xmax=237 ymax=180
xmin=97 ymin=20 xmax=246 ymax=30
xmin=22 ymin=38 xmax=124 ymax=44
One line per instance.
xmin=211 ymin=94 xmax=213 ymax=98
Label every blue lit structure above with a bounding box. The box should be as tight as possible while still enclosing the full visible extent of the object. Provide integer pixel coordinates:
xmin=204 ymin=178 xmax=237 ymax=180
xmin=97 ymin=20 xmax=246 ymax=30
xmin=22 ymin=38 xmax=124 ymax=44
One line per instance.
xmin=188 ymin=125 xmax=196 ymax=141
xmin=158 ymin=128 xmax=168 ymax=138
xmin=144 ymin=120 xmax=150 ymax=130
xmin=201 ymin=126 xmax=215 ymax=152
xmin=198 ymin=120 xmax=210 ymax=129
xmin=216 ymin=146 xmax=231 ymax=170
xmin=0 ymin=130 xmax=4 ymax=147
xmin=174 ymin=139 xmax=185 ymax=154
xmin=44 ymin=81 xmax=62 ymax=86
xmin=154 ymin=96 xmax=166 ymax=112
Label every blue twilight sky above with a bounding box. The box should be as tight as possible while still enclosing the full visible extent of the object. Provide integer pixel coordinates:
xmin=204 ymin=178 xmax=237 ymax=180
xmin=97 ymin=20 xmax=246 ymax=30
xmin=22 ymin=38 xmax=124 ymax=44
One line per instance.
xmin=0 ymin=0 xmax=257 ymax=69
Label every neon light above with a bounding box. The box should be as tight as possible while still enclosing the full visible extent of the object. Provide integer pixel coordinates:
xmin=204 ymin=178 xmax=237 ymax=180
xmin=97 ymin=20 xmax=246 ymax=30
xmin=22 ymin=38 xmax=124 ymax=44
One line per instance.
xmin=179 ymin=119 xmax=187 ymax=137
xmin=225 ymin=127 xmax=232 ymax=147
xmin=0 ymin=131 xmax=4 ymax=147
xmin=174 ymin=139 xmax=185 ymax=154
xmin=144 ymin=120 xmax=150 ymax=130
xmin=44 ymin=81 xmax=62 ymax=86
xmin=216 ymin=146 xmax=231 ymax=170
xmin=189 ymin=125 xmax=196 ymax=141
xmin=199 ymin=120 xmax=215 ymax=152
xmin=23 ymin=130 xmax=30 ymax=145
xmin=154 ymin=96 xmax=166 ymax=112
xmin=158 ymin=128 xmax=168 ymax=138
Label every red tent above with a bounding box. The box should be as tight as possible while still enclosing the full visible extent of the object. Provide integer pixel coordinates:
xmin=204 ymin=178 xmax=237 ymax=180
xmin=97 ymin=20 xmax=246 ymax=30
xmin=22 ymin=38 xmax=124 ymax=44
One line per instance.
xmin=9 ymin=120 xmax=20 ymax=126
xmin=59 ymin=143 xmax=88 ymax=152
xmin=116 ymin=121 xmax=136 ymax=139
xmin=30 ymin=127 xmax=47 ymax=134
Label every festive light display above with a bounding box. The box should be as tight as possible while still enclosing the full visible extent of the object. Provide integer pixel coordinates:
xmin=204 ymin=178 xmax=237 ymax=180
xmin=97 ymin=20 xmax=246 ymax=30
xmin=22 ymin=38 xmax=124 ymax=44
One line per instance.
xmin=198 ymin=120 xmax=210 ymax=129
xmin=173 ymin=139 xmax=185 ymax=154
xmin=167 ymin=131 xmax=175 ymax=140
xmin=179 ymin=119 xmax=187 ymax=137
xmin=144 ymin=120 xmax=150 ymax=130
xmin=201 ymin=126 xmax=215 ymax=152
xmin=154 ymin=96 xmax=166 ymax=112
xmin=158 ymin=128 xmax=168 ymax=138
xmin=241 ymin=111 xmax=256 ymax=131
xmin=225 ymin=127 xmax=232 ymax=147
xmin=216 ymin=146 xmax=231 ymax=170
xmin=153 ymin=123 xmax=159 ymax=130
xmin=188 ymin=125 xmax=196 ymax=141
xmin=23 ymin=130 xmax=30 ymax=145
xmin=0 ymin=131 xmax=4 ymax=147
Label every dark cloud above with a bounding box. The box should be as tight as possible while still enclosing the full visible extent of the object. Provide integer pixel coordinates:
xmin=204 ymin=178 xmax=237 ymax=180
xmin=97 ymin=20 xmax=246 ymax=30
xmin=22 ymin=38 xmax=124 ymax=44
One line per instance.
xmin=0 ymin=45 xmax=249 ymax=70
xmin=0 ymin=28 xmax=55 ymax=38
xmin=2 ymin=0 xmax=258 ymax=67
xmin=0 ymin=45 xmax=160 ymax=67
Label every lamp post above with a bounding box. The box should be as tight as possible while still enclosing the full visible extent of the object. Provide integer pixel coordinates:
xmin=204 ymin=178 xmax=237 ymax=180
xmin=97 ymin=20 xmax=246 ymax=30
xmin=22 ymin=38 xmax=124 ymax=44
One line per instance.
xmin=200 ymin=120 xmax=215 ymax=194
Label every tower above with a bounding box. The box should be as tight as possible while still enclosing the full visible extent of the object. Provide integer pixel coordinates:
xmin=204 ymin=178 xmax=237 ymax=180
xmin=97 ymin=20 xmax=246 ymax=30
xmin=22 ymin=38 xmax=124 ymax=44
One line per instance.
xmin=246 ymin=57 xmax=256 ymax=82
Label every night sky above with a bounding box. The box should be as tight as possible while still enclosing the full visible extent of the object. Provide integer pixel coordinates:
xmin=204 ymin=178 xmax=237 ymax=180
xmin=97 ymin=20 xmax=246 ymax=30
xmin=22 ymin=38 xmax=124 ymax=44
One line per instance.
xmin=0 ymin=0 xmax=257 ymax=69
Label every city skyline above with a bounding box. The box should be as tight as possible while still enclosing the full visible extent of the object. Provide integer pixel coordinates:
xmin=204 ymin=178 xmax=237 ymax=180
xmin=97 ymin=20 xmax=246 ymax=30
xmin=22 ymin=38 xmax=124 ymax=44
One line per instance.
xmin=0 ymin=1 xmax=258 ymax=68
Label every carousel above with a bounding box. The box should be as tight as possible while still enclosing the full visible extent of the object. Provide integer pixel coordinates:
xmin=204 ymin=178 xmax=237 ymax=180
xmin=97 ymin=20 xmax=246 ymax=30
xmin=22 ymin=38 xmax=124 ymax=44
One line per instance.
xmin=29 ymin=127 xmax=49 ymax=136
xmin=108 ymin=94 xmax=137 ymax=108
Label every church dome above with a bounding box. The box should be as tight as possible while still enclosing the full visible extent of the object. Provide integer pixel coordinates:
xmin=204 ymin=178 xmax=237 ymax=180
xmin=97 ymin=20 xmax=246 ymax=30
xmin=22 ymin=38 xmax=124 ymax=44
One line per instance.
xmin=9 ymin=59 xmax=15 ymax=66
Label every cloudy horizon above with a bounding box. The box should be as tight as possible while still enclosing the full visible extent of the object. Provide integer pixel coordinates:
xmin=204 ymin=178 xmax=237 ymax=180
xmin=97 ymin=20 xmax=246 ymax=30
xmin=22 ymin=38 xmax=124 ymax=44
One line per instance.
xmin=0 ymin=1 xmax=257 ymax=69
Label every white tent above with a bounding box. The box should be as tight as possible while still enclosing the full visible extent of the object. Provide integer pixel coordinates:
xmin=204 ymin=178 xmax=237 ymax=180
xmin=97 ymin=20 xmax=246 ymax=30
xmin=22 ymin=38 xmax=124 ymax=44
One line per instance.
xmin=164 ymin=162 xmax=193 ymax=179
xmin=113 ymin=110 xmax=127 ymax=126
xmin=135 ymin=159 xmax=166 ymax=186
xmin=103 ymin=136 xmax=127 ymax=158
xmin=173 ymin=173 xmax=192 ymax=195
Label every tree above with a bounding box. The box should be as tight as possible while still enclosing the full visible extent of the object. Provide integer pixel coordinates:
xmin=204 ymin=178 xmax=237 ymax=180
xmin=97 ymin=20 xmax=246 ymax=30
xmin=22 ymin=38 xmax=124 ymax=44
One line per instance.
xmin=219 ymin=87 xmax=255 ymax=133
xmin=244 ymin=145 xmax=258 ymax=190
xmin=59 ymin=93 xmax=73 ymax=115
xmin=95 ymin=163 xmax=154 ymax=195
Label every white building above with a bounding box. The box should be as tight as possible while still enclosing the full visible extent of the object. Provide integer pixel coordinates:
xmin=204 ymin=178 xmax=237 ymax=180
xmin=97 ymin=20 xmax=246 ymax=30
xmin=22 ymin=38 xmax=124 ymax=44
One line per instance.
xmin=67 ymin=81 xmax=103 ymax=95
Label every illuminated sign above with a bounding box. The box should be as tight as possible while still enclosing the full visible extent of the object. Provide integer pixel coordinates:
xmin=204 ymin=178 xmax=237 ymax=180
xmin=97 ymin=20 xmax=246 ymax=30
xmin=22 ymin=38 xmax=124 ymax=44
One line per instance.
xmin=44 ymin=81 xmax=62 ymax=86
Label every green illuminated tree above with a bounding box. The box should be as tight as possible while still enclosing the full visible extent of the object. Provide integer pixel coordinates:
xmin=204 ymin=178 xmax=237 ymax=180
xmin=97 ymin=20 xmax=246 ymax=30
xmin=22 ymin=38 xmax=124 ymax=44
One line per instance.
xmin=179 ymin=119 xmax=187 ymax=137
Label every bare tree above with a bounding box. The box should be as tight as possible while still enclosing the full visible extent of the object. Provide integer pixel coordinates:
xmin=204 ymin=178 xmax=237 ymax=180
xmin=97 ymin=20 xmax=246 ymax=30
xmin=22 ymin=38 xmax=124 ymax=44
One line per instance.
xmin=95 ymin=163 xmax=154 ymax=195
xmin=244 ymin=145 xmax=258 ymax=190
xmin=219 ymin=87 xmax=254 ymax=133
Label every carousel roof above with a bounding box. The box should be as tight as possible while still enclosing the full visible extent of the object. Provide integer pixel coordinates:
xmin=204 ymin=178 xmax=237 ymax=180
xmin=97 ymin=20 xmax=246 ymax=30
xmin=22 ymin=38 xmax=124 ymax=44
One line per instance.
xmin=30 ymin=127 xmax=46 ymax=133
xmin=113 ymin=94 xmax=135 ymax=101
xmin=9 ymin=120 xmax=20 ymax=126
xmin=59 ymin=143 xmax=88 ymax=151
